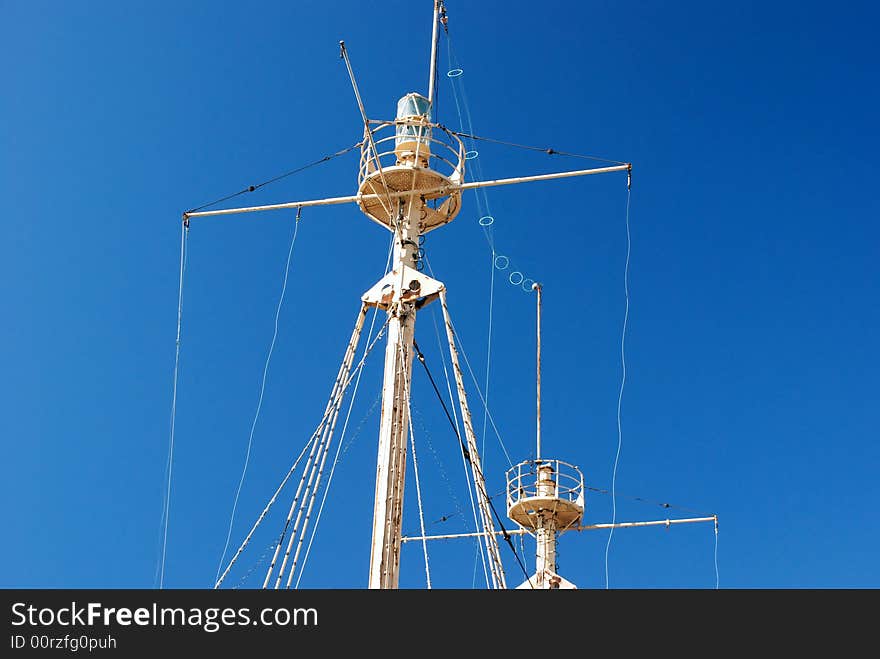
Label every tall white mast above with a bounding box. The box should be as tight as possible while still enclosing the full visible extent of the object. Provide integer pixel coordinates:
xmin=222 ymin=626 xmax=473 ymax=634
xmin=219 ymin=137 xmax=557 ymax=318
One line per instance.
xmin=366 ymin=196 xmax=422 ymax=589
xmin=363 ymin=2 xmax=452 ymax=588
xmin=507 ymin=285 xmax=585 ymax=589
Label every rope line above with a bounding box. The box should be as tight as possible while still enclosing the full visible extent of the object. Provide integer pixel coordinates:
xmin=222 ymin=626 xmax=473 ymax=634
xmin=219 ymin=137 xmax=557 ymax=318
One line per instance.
xmin=413 ymin=340 xmax=468 ymax=459
xmin=444 ymin=31 xmax=541 ymax=292
xmin=444 ymin=129 xmax=628 ymax=166
xmin=481 ymin=250 xmax=495 ymax=472
xmin=402 ymin=486 xmax=507 ymax=537
xmin=282 ymin=388 xmax=345 ymax=588
xmin=214 ymin=434 xmax=316 ymax=588
xmin=159 ymin=219 xmax=188 ymax=589
xmin=413 ymin=334 xmax=530 ymax=587
xmin=605 ymin=184 xmax=631 ymax=589
xmin=283 ymin=389 xmax=344 ymax=588
xmin=234 ymin=540 xmax=277 ymax=589
xmin=185 ymin=141 xmax=362 ymax=214
xmin=443 ymin=29 xmax=503 ymax=495
xmin=407 ymin=404 xmax=466 ymax=533
xmin=583 ymin=485 xmax=714 ymax=517
xmin=335 ymin=389 xmax=381 ymax=465
xmin=216 ymin=209 xmax=302 ymax=584
xmin=217 ymin=311 xmax=389 ymax=589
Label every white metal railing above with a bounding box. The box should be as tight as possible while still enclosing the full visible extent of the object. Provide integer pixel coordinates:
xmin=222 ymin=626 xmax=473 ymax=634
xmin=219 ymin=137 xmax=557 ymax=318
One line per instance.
xmin=506 ymin=459 xmax=585 ymax=511
xmin=358 ymin=119 xmax=466 ymax=189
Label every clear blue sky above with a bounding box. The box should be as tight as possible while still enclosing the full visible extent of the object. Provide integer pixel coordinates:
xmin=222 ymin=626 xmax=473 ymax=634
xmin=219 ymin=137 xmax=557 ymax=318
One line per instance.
xmin=2 ymin=0 xmax=877 ymax=589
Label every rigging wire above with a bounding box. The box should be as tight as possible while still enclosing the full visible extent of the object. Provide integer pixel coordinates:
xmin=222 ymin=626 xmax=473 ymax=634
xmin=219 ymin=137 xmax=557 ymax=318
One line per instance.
xmin=605 ymin=183 xmax=631 ymax=589
xmin=447 ymin=76 xmax=496 ymax=462
xmin=444 ymin=28 xmax=556 ymax=585
xmin=216 ymin=208 xmax=302 ymax=584
xmin=442 ymin=129 xmax=628 ymax=166
xmin=472 ymin=464 xmax=531 ymax=587
xmin=402 ymin=485 xmax=506 ymax=536
xmin=274 ymin=310 xmax=389 ymax=588
xmin=401 ymin=342 xmax=432 ymax=588
xmin=445 ymin=36 xmax=492 ymax=230
xmin=215 ymin=433 xmax=317 ymax=588
xmin=444 ymin=29 xmax=539 ymax=293
xmin=412 ymin=338 xmax=531 ymax=587
xmin=409 ymin=485 xmax=704 ymax=539
xmin=283 ymin=397 xmax=345 ymax=588
xmin=413 ymin=341 xmax=468 ymax=463
xmin=429 ymin=261 xmax=511 ymax=467
xmin=234 ymin=540 xmax=277 ymax=589
xmin=482 ymin=251 xmax=495 ymax=470
xmin=426 ymin=261 xmax=489 ymax=587
xmin=407 ymin=404 xmax=466 ymax=533
xmin=271 ymin=308 xmax=370 ymax=589
xmin=583 ymin=484 xmax=714 ymax=517
xmin=293 ymin=234 xmax=396 ymax=587
xmin=443 ymin=39 xmax=501 ymax=575
xmin=332 ymin=389 xmax=382 ymax=465
xmin=159 ymin=218 xmax=188 ymax=589
xmin=440 ymin=32 xmax=631 ymax=295
xmin=185 ymin=141 xmax=363 ymax=214
xmin=217 ymin=312 xmax=389 ymax=588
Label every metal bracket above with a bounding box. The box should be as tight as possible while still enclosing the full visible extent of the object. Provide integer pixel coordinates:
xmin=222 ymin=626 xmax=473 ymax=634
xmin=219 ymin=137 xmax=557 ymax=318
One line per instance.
xmin=362 ymin=264 xmax=445 ymax=309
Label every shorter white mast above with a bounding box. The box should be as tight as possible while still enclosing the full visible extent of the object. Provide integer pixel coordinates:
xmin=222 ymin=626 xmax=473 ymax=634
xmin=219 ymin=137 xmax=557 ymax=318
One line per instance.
xmin=506 ymin=284 xmax=584 ymax=589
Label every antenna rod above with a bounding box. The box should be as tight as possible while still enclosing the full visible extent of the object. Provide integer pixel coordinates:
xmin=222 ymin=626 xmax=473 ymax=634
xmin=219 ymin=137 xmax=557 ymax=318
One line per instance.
xmin=533 ymin=282 xmax=542 ymax=460
xmin=338 ymin=40 xmax=394 ymax=218
xmin=427 ymin=0 xmax=441 ymax=105
xmin=339 ymin=41 xmax=370 ymax=124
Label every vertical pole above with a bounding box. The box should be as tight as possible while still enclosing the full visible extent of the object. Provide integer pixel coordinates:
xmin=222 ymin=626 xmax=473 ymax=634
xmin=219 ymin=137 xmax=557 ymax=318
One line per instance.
xmin=534 ymin=282 xmax=542 ymax=461
xmin=427 ymin=0 xmax=441 ymax=106
xmin=368 ymin=199 xmax=421 ymax=589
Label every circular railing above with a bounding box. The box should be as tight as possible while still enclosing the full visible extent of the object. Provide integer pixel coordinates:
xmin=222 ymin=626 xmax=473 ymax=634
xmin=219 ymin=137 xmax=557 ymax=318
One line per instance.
xmin=506 ymin=459 xmax=585 ymax=512
xmin=358 ymin=119 xmax=466 ymax=192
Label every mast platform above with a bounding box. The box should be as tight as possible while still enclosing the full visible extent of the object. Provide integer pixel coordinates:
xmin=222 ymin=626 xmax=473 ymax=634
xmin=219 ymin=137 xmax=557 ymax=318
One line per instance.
xmin=507 ymin=459 xmax=585 ymax=532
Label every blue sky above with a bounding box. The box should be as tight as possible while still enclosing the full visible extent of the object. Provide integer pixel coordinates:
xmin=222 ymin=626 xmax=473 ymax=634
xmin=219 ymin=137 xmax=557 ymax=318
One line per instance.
xmin=2 ymin=0 xmax=877 ymax=589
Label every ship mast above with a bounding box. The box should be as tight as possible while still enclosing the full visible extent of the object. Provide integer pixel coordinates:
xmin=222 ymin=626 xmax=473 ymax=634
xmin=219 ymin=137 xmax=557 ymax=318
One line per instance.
xmin=506 ymin=283 xmax=585 ymax=589
xmin=187 ymin=0 xmax=639 ymax=589
xmin=363 ymin=0 xmax=445 ymax=588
